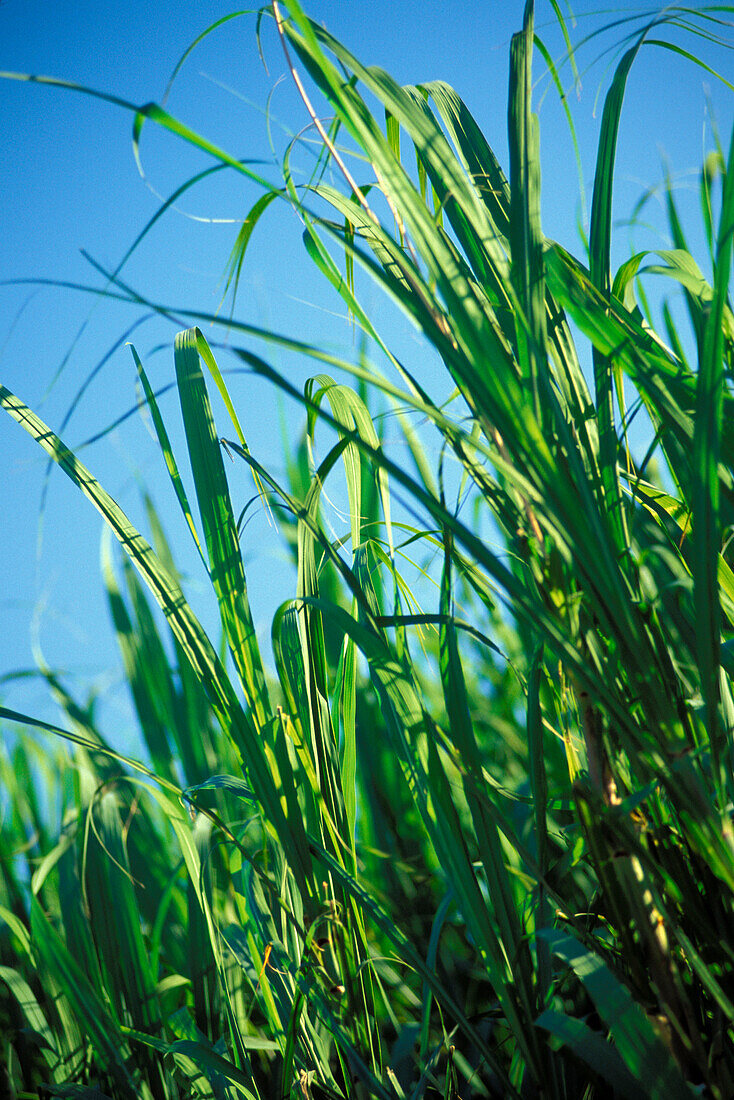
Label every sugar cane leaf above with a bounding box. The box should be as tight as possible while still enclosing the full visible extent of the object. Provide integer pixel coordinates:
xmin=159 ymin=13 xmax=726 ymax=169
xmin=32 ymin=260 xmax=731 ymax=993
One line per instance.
xmin=541 ymin=930 xmax=698 ymax=1098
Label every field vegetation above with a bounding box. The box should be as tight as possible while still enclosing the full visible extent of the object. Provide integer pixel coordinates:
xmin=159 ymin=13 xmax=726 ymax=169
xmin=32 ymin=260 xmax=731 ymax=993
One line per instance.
xmin=1 ymin=2 xmax=734 ymax=1097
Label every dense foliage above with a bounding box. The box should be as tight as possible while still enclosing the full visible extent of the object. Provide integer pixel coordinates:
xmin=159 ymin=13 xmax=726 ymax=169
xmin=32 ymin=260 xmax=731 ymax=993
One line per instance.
xmin=2 ymin=2 xmax=734 ymax=1097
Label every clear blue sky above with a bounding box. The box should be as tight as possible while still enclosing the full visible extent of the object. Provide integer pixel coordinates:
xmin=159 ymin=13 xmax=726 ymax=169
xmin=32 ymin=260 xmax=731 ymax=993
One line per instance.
xmin=1 ymin=1 xmax=732 ymax=755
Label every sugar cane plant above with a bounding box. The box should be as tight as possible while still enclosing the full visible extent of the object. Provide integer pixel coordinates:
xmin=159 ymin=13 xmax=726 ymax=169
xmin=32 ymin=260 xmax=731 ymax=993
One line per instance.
xmin=1 ymin=1 xmax=734 ymax=1096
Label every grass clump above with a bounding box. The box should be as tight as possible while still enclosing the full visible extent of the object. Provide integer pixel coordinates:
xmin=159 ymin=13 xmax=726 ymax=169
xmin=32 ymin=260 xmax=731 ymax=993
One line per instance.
xmin=1 ymin=2 xmax=734 ymax=1097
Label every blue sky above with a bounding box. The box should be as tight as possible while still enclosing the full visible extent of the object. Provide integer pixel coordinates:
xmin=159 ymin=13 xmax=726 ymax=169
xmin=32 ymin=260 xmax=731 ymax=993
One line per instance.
xmin=1 ymin=1 xmax=732 ymax=755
